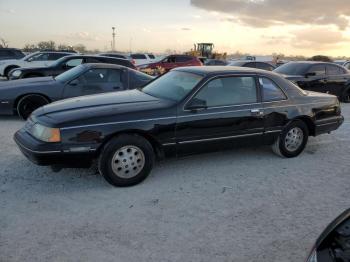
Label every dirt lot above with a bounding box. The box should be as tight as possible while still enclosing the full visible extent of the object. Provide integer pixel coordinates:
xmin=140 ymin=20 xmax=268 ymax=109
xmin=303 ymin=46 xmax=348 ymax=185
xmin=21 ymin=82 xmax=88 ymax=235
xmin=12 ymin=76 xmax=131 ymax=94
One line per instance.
xmin=0 ymin=104 xmax=349 ymax=262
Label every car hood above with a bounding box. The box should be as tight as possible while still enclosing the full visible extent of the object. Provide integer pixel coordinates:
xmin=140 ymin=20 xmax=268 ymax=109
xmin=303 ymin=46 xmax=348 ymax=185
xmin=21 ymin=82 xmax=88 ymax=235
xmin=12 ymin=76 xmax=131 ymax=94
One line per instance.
xmin=0 ymin=76 xmax=55 ymax=90
xmin=33 ymin=89 xmax=173 ymax=127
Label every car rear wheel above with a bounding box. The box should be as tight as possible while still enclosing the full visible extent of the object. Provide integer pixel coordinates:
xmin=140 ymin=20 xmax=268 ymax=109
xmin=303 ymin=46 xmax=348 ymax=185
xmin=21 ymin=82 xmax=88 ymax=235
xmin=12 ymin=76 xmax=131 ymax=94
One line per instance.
xmin=17 ymin=94 xmax=49 ymax=120
xmin=341 ymin=87 xmax=350 ymax=103
xmin=272 ymin=120 xmax=309 ymax=158
xmin=98 ymin=134 xmax=154 ymax=187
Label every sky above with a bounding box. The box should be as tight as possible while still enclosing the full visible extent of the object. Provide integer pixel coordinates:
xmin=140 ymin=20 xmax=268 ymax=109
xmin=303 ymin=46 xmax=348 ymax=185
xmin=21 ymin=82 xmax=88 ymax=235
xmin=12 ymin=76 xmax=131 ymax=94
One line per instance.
xmin=1 ymin=0 xmax=350 ymax=56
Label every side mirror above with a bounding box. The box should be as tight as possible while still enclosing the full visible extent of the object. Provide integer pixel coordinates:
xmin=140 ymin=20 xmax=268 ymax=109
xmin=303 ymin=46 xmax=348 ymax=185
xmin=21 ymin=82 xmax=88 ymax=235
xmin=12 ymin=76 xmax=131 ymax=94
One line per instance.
xmin=305 ymin=209 xmax=350 ymax=262
xmin=69 ymin=79 xmax=79 ymax=86
xmin=186 ymin=98 xmax=207 ymax=111
xmin=305 ymin=72 xmax=316 ymax=78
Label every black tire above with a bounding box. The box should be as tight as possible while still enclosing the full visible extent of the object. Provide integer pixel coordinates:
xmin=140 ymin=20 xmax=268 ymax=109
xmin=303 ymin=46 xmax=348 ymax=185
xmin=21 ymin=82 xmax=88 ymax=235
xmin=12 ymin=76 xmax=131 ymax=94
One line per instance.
xmin=272 ymin=120 xmax=309 ymax=158
xmin=98 ymin=134 xmax=155 ymax=187
xmin=4 ymin=66 xmax=19 ymax=79
xmin=341 ymin=87 xmax=350 ymax=103
xmin=17 ymin=94 xmax=49 ymax=120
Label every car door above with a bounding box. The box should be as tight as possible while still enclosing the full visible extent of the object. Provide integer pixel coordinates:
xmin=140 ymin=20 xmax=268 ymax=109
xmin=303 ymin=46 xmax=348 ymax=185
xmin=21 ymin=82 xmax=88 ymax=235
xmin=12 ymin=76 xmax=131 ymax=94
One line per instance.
xmin=299 ymin=64 xmax=326 ymax=93
xmin=258 ymin=76 xmax=289 ymax=144
xmin=176 ymin=75 xmax=264 ymax=155
xmin=325 ymin=64 xmax=348 ymax=97
xmin=61 ymin=68 xmax=126 ymax=98
xmin=25 ymin=53 xmax=50 ymax=67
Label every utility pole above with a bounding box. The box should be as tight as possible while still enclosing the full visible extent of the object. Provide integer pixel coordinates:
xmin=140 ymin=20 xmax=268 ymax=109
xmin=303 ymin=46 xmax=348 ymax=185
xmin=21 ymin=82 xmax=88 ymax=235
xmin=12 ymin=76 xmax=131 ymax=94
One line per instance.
xmin=112 ymin=27 xmax=116 ymax=51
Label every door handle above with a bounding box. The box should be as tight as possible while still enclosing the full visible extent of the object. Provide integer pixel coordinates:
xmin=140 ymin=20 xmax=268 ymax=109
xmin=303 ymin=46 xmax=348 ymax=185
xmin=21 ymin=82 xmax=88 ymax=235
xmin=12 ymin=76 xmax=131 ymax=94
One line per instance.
xmin=251 ymin=109 xmax=264 ymax=117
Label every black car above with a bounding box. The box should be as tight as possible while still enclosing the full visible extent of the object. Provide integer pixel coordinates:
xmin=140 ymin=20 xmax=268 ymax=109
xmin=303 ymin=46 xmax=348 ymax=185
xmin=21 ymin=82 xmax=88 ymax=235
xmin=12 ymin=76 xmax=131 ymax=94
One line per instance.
xmin=228 ymin=60 xmax=276 ymax=71
xmin=274 ymin=61 xmax=350 ymax=102
xmin=305 ymin=209 xmax=350 ymax=262
xmin=0 ymin=48 xmax=25 ymax=60
xmin=8 ymin=55 xmax=137 ymax=80
xmin=204 ymin=59 xmax=228 ymax=66
xmin=98 ymin=53 xmax=129 ymax=59
xmin=14 ymin=66 xmax=343 ymax=187
xmin=0 ymin=63 xmax=153 ymax=119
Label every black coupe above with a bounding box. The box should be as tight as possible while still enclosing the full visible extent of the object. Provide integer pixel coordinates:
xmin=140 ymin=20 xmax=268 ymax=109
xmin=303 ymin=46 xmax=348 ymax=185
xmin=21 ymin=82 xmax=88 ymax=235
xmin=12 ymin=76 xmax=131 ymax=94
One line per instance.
xmin=14 ymin=67 xmax=344 ymax=187
xmin=8 ymin=55 xmax=136 ymax=80
xmin=0 ymin=63 xmax=153 ymax=119
xmin=274 ymin=61 xmax=350 ymax=102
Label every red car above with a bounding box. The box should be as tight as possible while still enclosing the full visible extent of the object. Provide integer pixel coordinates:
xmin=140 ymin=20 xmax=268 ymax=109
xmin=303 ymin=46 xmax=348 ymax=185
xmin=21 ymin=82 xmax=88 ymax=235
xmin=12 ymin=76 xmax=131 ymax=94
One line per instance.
xmin=138 ymin=54 xmax=202 ymax=75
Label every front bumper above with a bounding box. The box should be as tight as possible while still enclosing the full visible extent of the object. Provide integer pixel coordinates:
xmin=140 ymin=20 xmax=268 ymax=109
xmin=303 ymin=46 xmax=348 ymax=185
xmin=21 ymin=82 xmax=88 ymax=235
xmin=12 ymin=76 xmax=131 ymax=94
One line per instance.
xmin=14 ymin=129 xmax=96 ymax=167
xmin=315 ymin=115 xmax=344 ymax=136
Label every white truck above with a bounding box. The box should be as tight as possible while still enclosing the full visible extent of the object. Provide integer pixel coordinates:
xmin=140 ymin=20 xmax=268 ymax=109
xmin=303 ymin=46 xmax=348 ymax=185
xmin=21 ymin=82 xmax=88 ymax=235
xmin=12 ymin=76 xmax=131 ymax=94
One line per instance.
xmin=0 ymin=51 xmax=74 ymax=78
xmin=130 ymin=53 xmax=156 ymax=66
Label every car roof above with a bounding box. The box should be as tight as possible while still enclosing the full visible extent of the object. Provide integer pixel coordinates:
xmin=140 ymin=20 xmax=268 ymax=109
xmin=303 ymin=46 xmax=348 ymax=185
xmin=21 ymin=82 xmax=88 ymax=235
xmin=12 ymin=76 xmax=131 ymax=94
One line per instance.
xmin=63 ymin=54 xmax=129 ymax=61
xmin=174 ymin=66 xmax=276 ymax=76
xmin=286 ymin=61 xmax=333 ymax=65
xmin=0 ymin=48 xmax=22 ymax=51
xmin=81 ymin=63 xmax=129 ymax=70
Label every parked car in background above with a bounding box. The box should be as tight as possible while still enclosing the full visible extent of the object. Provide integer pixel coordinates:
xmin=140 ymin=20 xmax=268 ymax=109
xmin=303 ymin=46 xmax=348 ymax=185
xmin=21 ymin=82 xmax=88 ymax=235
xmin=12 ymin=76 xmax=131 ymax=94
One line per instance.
xmin=0 ymin=63 xmax=153 ymax=119
xmin=227 ymin=60 xmax=276 ymax=71
xmin=274 ymin=61 xmax=350 ymax=102
xmin=0 ymin=51 xmax=75 ymax=78
xmin=8 ymin=55 xmax=137 ymax=80
xmin=138 ymin=55 xmax=202 ymax=75
xmin=334 ymin=59 xmax=350 ymax=70
xmin=204 ymin=59 xmax=228 ymax=66
xmin=130 ymin=53 xmax=156 ymax=66
xmin=14 ymin=66 xmax=343 ymax=186
xmin=0 ymin=48 xmax=25 ymax=61
xmin=98 ymin=53 xmax=129 ymax=59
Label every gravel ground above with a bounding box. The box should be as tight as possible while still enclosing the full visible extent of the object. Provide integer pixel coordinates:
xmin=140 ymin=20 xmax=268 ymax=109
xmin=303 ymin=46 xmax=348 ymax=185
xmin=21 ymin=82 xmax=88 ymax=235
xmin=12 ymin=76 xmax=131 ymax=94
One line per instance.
xmin=0 ymin=104 xmax=349 ymax=262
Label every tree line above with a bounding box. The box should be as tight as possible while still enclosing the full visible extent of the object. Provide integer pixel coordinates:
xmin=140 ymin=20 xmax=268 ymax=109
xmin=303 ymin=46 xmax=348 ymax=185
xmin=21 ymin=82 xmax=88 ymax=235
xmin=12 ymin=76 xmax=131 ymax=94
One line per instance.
xmin=22 ymin=41 xmax=90 ymax=53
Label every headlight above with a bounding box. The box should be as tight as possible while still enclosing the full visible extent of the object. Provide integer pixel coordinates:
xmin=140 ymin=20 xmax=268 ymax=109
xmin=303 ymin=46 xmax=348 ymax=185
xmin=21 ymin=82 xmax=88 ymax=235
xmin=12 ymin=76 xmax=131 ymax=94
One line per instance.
xmin=30 ymin=123 xmax=61 ymax=142
xmin=11 ymin=69 xmax=22 ymax=77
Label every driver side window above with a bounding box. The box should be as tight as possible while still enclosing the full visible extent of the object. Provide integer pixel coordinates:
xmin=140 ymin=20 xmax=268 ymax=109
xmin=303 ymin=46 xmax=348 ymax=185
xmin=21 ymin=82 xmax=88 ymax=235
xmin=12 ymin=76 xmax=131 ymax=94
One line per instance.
xmin=28 ymin=53 xmax=49 ymax=61
xmin=193 ymin=76 xmax=257 ymax=107
xmin=308 ymin=65 xmax=326 ymax=76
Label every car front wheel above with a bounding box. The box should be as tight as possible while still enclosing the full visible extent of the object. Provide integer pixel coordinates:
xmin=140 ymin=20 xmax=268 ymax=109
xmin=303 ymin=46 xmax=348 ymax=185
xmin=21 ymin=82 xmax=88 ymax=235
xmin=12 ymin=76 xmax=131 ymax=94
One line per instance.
xmin=272 ymin=120 xmax=309 ymax=158
xmin=17 ymin=94 xmax=49 ymax=120
xmin=98 ymin=134 xmax=155 ymax=187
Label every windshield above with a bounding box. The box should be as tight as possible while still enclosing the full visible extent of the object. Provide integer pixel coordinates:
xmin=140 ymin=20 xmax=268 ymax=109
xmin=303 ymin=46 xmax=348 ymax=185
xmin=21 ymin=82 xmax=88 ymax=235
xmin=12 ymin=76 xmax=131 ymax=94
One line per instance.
xmin=274 ymin=62 xmax=310 ymax=75
xmin=55 ymin=65 xmax=86 ymax=82
xmin=142 ymin=71 xmax=203 ymax=102
xmin=50 ymin=56 xmax=70 ymax=67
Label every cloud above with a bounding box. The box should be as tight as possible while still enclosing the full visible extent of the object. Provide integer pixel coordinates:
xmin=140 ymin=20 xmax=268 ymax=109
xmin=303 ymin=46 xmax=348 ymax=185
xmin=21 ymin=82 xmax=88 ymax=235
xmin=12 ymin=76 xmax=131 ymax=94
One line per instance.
xmin=66 ymin=32 xmax=101 ymax=41
xmin=181 ymin=28 xmax=191 ymax=31
xmin=0 ymin=8 xmax=15 ymax=14
xmin=290 ymin=27 xmax=348 ymax=49
xmin=190 ymin=0 xmax=350 ymax=30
